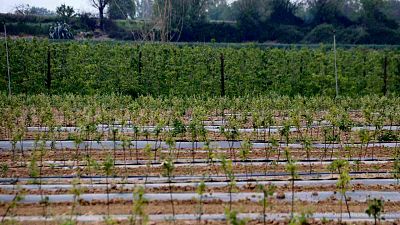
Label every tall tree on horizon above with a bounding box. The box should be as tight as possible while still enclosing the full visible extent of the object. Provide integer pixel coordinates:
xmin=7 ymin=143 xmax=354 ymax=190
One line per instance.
xmin=90 ymin=0 xmax=110 ymax=31
xmin=14 ymin=4 xmax=55 ymax=16
xmin=56 ymin=4 xmax=76 ymax=23
xmin=360 ymin=0 xmax=399 ymax=28
xmin=153 ymin=0 xmax=210 ymax=41
xmin=108 ymin=0 xmax=136 ymax=19
xmin=270 ymin=0 xmax=303 ymax=25
xmin=207 ymin=0 xmax=235 ymax=21
xmin=137 ymin=0 xmax=154 ymax=18
xmin=306 ymin=0 xmax=353 ymax=26
xmin=232 ymin=0 xmax=269 ymax=40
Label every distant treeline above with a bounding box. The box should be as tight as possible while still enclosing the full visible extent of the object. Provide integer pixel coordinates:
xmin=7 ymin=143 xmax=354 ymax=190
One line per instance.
xmin=1 ymin=0 xmax=400 ymax=44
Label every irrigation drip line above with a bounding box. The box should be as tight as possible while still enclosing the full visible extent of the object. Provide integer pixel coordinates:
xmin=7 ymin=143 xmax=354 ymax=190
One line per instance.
xmin=0 ymin=171 xmax=395 ymax=184
xmin=0 ymin=178 xmax=398 ymax=191
xmin=3 ymin=158 xmax=395 ymax=169
xmin=23 ymin=125 xmax=400 ymax=133
xmin=4 ymin=212 xmax=400 ymax=222
xmin=1 ymin=191 xmax=400 ymax=203
xmin=2 ymin=159 xmax=395 ymax=170
xmin=0 ymin=140 xmax=398 ymax=150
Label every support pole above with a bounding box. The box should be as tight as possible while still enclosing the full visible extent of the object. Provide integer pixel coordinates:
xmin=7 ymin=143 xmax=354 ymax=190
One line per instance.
xmin=220 ymin=53 xmax=225 ymax=97
xmin=383 ymin=55 xmax=388 ymax=96
xmin=46 ymin=46 xmax=51 ymax=91
xmin=334 ymin=32 xmax=338 ymax=98
xmin=4 ymin=22 xmax=11 ymax=96
xmin=138 ymin=50 xmax=142 ymax=77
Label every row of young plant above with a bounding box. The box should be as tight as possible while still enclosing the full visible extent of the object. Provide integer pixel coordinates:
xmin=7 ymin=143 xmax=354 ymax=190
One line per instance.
xmin=1 ymin=39 xmax=400 ymax=96
xmin=1 ymin=94 xmax=400 ymax=125
xmin=1 ymin=145 xmax=391 ymax=225
xmin=1 ymin=94 xmax=399 ymax=142
xmin=1 ymin=94 xmax=399 ymax=178
xmin=0 ymin=95 xmax=400 ymax=158
xmin=2 ymin=127 xmax=399 ymax=179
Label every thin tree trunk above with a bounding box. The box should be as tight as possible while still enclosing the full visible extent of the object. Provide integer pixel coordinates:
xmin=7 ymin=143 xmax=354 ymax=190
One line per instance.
xmin=99 ymin=8 xmax=105 ymax=31
xmin=106 ymin=175 xmax=110 ymax=216
xmin=263 ymin=194 xmax=266 ymax=225
xmin=344 ymin=192 xmax=351 ymax=219
xmin=168 ymin=178 xmax=176 ymax=225
xmin=291 ymin=178 xmax=294 ymax=219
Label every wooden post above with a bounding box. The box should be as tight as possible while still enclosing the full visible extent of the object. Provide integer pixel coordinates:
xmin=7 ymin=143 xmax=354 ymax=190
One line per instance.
xmin=220 ymin=53 xmax=225 ymax=97
xmin=398 ymin=59 xmax=400 ymax=92
xmin=137 ymin=50 xmax=143 ymax=94
xmin=138 ymin=51 xmax=142 ymax=77
xmin=46 ymin=46 xmax=51 ymax=91
xmin=4 ymin=22 xmax=11 ymax=96
xmin=300 ymin=57 xmax=303 ymax=75
xmin=383 ymin=55 xmax=388 ymax=96
xmin=334 ymin=32 xmax=338 ymax=98
xmin=363 ymin=55 xmax=366 ymax=77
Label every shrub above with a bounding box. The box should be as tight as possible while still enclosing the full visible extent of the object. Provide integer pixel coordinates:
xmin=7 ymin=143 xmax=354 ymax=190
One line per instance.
xmin=270 ymin=24 xmax=305 ymax=43
xmin=303 ymin=24 xmax=335 ymax=44
xmin=49 ymin=22 xmax=74 ymax=39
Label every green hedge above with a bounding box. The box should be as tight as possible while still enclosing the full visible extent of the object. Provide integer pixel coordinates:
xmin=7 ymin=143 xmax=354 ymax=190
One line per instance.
xmin=1 ymin=39 xmax=400 ymax=97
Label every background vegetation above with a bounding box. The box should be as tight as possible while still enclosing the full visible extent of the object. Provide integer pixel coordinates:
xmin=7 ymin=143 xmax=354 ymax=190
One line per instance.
xmin=1 ymin=0 xmax=400 ymax=44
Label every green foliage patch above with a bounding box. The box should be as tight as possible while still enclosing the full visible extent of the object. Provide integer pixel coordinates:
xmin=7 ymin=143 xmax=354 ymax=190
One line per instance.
xmin=1 ymin=39 xmax=400 ymax=97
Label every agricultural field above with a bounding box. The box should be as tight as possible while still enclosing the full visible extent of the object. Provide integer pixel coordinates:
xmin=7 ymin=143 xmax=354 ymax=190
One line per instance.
xmin=0 ymin=94 xmax=399 ymax=224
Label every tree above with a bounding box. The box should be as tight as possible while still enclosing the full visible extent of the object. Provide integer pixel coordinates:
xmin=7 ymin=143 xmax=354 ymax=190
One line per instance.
xmin=108 ymin=0 xmax=136 ymax=19
xmin=285 ymin=148 xmax=298 ymax=220
xmin=257 ymin=184 xmax=276 ymax=225
xmin=56 ymin=4 xmax=76 ymax=22
xmin=394 ymin=157 xmax=400 ymax=185
xmin=360 ymin=0 xmax=399 ymax=29
xmin=306 ymin=0 xmax=353 ymax=26
xmin=383 ymin=0 xmax=400 ymax=24
xmin=129 ymin=186 xmax=149 ymax=225
xmin=366 ymin=198 xmax=384 ymax=225
xmin=153 ymin=0 xmax=180 ymax=41
xmin=79 ymin=12 xmax=98 ymax=31
xmin=328 ymin=159 xmax=351 ymax=222
xmin=153 ymin=0 xmax=209 ymax=41
xmin=207 ymin=0 xmax=234 ymax=21
xmin=196 ymin=180 xmax=206 ymax=223
xmin=90 ymin=0 xmax=111 ymax=31
xmin=232 ymin=0 xmax=268 ymax=41
xmin=341 ymin=0 xmax=363 ymax=21
xmin=269 ymin=0 xmax=303 ymax=25
xmin=162 ymin=159 xmax=176 ymax=224
xmin=0 ymin=186 xmax=25 ymax=223
xmin=184 ymin=0 xmax=210 ymax=24
xmin=103 ymin=154 xmax=115 ymax=217
xmin=224 ymin=209 xmax=247 ymax=225
xmin=14 ymin=4 xmax=54 ymax=16
xmin=137 ymin=0 xmax=154 ymax=18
